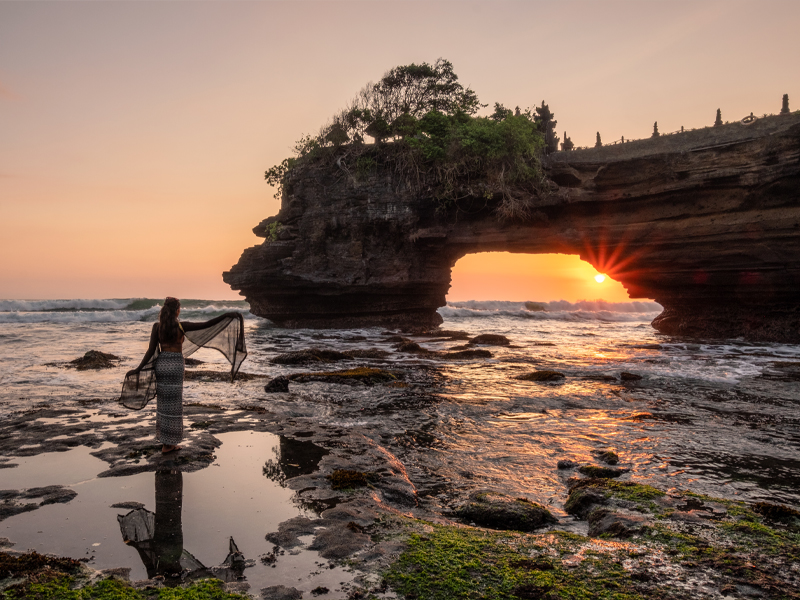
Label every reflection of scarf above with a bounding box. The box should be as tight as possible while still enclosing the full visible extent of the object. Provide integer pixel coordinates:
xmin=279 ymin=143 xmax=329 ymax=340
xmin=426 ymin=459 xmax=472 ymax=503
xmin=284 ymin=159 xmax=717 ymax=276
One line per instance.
xmin=119 ymin=314 xmax=247 ymax=410
xmin=118 ymin=470 xmax=247 ymax=581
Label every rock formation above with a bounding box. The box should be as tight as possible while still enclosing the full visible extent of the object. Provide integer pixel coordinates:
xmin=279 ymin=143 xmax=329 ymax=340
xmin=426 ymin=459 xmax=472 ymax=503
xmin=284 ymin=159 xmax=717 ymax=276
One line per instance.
xmin=224 ymin=114 xmax=800 ymax=341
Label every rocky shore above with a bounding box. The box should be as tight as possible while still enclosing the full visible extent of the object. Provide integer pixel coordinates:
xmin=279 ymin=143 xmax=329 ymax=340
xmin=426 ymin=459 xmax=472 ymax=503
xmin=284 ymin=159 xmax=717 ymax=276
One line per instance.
xmin=2 ymin=333 xmax=799 ymax=600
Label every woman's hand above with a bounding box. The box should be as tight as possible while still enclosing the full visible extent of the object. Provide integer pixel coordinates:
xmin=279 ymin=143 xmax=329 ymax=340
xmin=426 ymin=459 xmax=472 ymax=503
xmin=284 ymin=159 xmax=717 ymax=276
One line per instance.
xmin=126 ymin=369 xmax=140 ymax=378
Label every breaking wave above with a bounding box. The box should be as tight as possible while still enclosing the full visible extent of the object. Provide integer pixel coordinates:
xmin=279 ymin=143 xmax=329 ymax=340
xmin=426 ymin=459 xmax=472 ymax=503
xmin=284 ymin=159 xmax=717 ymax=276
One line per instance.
xmin=0 ymin=298 xmax=252 ymax=323
xmin=439 ymin=299 xmax=663 ymax=322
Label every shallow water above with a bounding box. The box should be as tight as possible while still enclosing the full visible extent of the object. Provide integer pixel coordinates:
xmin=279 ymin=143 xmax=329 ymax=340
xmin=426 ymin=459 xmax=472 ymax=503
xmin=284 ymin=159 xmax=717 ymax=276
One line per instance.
xmin=1 ymin=298 xmax=800 ymax=583
xmin=2 ymin=431 xmax=351 ymax=593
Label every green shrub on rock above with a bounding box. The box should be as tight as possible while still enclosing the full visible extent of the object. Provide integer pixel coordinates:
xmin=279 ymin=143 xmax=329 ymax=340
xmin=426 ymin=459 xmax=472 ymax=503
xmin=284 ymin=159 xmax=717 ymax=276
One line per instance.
xmin=265 ymin=59 xmax=550 ymax=218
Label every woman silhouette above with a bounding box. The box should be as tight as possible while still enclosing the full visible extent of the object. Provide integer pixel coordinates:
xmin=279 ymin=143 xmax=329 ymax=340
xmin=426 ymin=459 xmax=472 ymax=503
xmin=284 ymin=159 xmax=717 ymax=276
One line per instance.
xmin=121 ymin=297 xmax=247 ymax=453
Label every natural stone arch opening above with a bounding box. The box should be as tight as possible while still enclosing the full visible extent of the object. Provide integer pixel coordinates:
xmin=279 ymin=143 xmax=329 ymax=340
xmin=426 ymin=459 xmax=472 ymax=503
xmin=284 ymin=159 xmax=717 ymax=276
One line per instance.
xmin=447 ymin=252 xmax=634 ymax=304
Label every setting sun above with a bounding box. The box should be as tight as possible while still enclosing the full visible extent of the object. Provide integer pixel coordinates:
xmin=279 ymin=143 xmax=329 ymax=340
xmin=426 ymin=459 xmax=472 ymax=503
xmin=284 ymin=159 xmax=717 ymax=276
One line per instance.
xmin=448 ymin=252 xmax=633 ymax=302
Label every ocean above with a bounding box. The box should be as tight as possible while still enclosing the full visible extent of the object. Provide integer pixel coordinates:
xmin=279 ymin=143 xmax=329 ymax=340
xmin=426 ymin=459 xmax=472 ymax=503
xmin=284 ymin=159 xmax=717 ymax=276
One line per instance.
xmin=1 ymin=297 xmax=799 ymax=587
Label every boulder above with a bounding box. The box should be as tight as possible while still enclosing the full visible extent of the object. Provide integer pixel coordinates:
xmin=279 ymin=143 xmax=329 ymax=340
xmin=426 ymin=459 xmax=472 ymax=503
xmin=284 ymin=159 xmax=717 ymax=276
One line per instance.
xmin=596 ymin=450 xmax=619 ymax=465
xmin=588 ymin=509 xmax=649 ymax=538
xmin=577 ymin=465 xmax=628 ymax=478
xmin=270 ymin=349 xmax=349 ymax=365
xmin=455 ymin=491 xmax=557 ymax=532
xmin=620 ymin=372 xmax=643 ymax=381
xmin=564 ymin=487 xmax=608 ymax=519
xmin=469 ymin=334 xmax=510 ymax=346
xmin=67 ymin=350 xmax=120 ymax=370
xmin=264 ymin=376 xmax=290 ymax=393
xmin=515 ymin=371 xmax=565 ymax=382
xmin=261 ymin=585 xmax=303 ymax=600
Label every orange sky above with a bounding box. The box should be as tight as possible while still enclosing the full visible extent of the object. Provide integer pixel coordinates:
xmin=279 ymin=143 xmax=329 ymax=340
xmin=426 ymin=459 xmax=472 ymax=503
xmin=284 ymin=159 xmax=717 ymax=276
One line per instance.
xmin=449 ymin=253 xmax=632 ymax=303
xmin=0 ymin=1 xmax=797 ymax=300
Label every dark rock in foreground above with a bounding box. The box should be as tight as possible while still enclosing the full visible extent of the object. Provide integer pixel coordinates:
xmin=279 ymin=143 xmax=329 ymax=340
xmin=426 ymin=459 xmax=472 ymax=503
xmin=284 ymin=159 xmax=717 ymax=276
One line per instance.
xmin=1 ymin=485 xmax=77 ymax=521
xmin=515 ymin=370 xmax=565 ymax=382
xmin=260 ymin=585 xmax=303 ymax=600
xmin=577 ymin=464 xmax=629 ymax=478
xmin=469 ymin=334 xmax=510 ymax=346
xmin=620 ymin=372 xmax=643 ymax=381
xmin=596 ymin=450 xmax=620 ymax=465
xmin=455 ymin=491 xmax=557 ymax=532
xmin=588 ymin=508 xmax=649 ymax=538
xmin=290 ymin=367 xmax=401 ymax=386
xmin=66 ymin=350 xmax=121 ymax=370
xmin=264 ymin=376 xmax=290 ymax=393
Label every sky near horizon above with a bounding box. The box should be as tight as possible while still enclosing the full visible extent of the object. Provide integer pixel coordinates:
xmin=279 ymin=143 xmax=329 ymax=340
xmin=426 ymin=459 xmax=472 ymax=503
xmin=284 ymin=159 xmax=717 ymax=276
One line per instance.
xmin=1 ymin=0 xmax=797 ymax=302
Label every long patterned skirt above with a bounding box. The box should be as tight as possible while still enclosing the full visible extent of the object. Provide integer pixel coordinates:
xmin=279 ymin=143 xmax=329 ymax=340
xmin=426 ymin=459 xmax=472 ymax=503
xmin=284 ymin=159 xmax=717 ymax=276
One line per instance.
xmin=155 ymin=352 xmax=184 ymax=445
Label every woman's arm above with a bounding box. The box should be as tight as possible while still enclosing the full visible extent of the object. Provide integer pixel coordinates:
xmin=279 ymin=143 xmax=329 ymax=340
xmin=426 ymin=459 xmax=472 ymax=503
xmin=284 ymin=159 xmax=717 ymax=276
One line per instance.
xmin=180 ymin=312 xmax=240 ymax=332
xmin=127 ymin=322 xmax=159 ymax=375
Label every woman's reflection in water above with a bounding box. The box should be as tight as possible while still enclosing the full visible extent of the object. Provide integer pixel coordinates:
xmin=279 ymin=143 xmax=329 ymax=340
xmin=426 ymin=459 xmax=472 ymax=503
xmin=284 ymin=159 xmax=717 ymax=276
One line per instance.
xmin=117 ymin=469 xmax=248 ymax=584
xmin=118 ymin=469 xmax=194 ymax=581
xmin=152 ymin=469 xmax=184 ymax=575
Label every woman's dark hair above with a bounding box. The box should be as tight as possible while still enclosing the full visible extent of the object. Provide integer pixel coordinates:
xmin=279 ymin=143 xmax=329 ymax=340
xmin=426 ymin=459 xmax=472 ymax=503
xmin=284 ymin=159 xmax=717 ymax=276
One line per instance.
xmin=159 ymin=297 xmax=182 ymax=345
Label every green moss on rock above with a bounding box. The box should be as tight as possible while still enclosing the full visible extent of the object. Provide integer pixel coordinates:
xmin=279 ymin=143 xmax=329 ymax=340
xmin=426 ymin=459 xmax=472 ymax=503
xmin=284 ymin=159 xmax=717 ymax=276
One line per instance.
xmin=0 ymin=552 xmax=247 ymax=600
xmin=597 ymin=450 xmax=619 ymax=465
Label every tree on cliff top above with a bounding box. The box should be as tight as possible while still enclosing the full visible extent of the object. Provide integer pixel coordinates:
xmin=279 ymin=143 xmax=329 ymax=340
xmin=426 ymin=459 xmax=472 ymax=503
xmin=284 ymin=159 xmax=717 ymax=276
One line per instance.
xmin=534 ymin=101 xmax=559 ymax=154
xmin=336 ymin=59 xmax=482 ymax=143
xmin=266 ymin=60 xmax=549 ymax=219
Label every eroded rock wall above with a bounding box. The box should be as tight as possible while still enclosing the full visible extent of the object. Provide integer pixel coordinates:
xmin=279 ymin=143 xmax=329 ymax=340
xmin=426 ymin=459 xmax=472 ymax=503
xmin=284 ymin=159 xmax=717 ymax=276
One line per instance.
xmin=224 ymin=114 xmax=800 ymax=341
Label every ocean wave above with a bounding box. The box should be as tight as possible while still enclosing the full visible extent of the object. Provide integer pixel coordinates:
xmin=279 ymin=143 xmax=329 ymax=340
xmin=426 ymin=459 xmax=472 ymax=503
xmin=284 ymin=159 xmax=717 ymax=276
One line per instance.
xmin=438 ymin=306 xmax=661 ymax=322
xmin=0 ymin=308 xmax=161 ymax=324
xmin=0 ymin=298 xmax=254 ymax=323
xmin=439 ymin=300 xmax=662 ymax=322
xmin=0 ymin=299 xmax=135 ymax=312
xmin=0 ymin=308 xmax=257 ymax=324
xmin=446 ymin=299 xmax=662 ymax=313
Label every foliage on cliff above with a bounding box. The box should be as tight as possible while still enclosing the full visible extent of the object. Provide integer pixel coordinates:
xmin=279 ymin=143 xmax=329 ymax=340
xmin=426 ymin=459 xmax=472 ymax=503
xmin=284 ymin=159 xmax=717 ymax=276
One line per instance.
xmin=265 ymin=59 xmax=551 ymax=219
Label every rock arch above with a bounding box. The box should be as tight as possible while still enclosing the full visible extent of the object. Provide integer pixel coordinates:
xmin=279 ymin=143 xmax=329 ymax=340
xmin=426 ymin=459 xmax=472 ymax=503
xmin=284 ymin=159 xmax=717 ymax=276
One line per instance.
xmin=224 ymin=114 xmax=800 ymax=342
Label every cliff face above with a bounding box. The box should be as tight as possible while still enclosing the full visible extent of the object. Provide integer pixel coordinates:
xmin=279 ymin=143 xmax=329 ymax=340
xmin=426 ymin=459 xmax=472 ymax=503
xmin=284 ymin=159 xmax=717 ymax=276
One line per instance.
xmin=224 ymin=114 xmax=800 ymax=341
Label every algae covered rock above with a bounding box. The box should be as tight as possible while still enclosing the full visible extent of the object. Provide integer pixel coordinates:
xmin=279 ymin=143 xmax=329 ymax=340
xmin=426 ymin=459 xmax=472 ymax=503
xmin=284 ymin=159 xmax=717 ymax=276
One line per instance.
xmin=564 ymin=486 xmax=608 ymax=519
xmin=270 ymin=348 xmax=349 ymax=364
xmin=261 ymin=585 xmax=303 ymax=600
xmin=264 ymin=376 xmax=290 ymax=393
xmin=577 ymin=464 xmax=628 ymax=478
xmin=752 ymin=501 xmax=800 ymax=524
xmin=444 ymin=349 xmax=493 ymax=359
xmin=587 ymin=508 xmax=649 ymax=538
xmin=620 ymin=371 xmax=643 ymax=381
xmin=455 ymin=491 xmax=557 ymax=532
xmin=469 ymin=334 xmax=510 ymax=346
xmin=290 ymin=367 xmax=400 ymax=385
xmin=67 ymin=350 xmax=121 ymax=370
xmin=596 ymin=450 xmax=619 ymax=465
